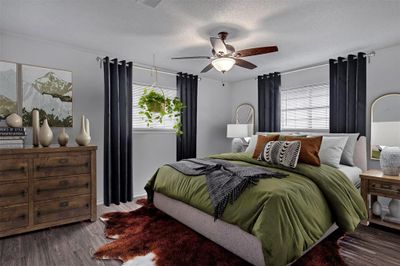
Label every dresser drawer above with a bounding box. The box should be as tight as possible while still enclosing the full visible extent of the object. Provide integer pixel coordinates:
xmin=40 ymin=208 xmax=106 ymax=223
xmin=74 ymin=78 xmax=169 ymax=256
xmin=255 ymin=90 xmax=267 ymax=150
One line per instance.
xmin=0 ymin=159 xmax=28 ymax=182
xmin=34 ymin=195 xmax=90 ymax=224
xmin=33 ymin=175 xmax=90 ymax=201
xmin=34 ymin=154 xmax=91 ymax=178
xmin=369 ymin=180 xmax=400 ymax=197
xmin=0 ymin=205 xmax=28 ymax=232
xmin=0 ymin=183 xmax=28 ymax=207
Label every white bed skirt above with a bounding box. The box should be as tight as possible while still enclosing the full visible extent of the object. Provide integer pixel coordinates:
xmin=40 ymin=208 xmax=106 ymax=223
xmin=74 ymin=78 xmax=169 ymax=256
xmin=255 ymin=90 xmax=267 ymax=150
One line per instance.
xmin=154 ymin=192 xmax=338 ymax=266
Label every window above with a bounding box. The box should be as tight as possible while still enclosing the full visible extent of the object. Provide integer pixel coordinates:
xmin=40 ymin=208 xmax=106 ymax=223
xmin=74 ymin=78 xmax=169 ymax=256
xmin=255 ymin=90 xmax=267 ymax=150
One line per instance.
xmin=132 ymin=83 xmax=177 ymax=130
xmin=281 ymin=83 xmax=329 ymax=131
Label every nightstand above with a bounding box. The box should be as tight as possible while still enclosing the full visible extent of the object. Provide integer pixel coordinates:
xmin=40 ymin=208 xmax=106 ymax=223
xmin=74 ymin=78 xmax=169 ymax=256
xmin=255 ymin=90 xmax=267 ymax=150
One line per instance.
xmin=360 ymin=169 xmax=400 ymax=230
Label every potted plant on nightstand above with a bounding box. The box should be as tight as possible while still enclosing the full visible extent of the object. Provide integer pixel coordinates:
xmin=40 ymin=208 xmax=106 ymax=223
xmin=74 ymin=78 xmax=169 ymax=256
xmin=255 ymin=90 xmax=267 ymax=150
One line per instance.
xmin=138 ymin=87 xmax=184 ymax=135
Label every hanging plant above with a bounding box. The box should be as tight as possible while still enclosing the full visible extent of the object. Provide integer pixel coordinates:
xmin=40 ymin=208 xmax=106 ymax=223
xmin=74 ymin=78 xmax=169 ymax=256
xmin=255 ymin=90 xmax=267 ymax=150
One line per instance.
xmin=138 ymin=87 xmax=185 ymax=135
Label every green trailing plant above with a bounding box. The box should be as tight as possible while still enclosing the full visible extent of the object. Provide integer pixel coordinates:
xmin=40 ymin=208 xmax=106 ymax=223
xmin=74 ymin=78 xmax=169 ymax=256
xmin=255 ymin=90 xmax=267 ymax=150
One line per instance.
xmin=138 ymin=87 xmax=185 ymax=135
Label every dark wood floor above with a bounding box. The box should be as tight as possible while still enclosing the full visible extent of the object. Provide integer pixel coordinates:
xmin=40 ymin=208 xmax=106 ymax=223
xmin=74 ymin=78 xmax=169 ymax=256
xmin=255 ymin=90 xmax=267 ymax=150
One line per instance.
xmin=1 ymin=200 xmax=400 ymax=266
xmin=0 ymin=200 xmax=142 ymax=266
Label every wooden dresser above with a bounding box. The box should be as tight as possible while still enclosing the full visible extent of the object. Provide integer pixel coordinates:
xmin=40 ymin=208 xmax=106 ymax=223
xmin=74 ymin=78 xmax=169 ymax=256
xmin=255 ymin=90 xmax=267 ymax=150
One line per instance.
xmin=0 ymin=145 xmax=97 ymax=238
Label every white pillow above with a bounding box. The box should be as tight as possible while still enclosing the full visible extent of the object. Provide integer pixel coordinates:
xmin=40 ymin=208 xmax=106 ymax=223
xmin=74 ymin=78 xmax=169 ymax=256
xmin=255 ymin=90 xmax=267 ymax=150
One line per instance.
xmin=319 ymin=136 xmax=349 ymax=168
xmin=245 ymin=135 xmax=258 ymax=153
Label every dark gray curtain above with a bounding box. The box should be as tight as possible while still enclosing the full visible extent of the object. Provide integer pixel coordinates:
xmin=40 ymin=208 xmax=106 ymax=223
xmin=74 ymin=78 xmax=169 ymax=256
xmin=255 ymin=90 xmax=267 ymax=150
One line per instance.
xmin=103 ymin=57 xmax=133 ymax=206
xmin=177 ymin=72 xmax=198 ymax=161
xmin=258 ymin=72 xmax=281 ymax=132
xmin=329 ymin=52 xmax=366 ymax=136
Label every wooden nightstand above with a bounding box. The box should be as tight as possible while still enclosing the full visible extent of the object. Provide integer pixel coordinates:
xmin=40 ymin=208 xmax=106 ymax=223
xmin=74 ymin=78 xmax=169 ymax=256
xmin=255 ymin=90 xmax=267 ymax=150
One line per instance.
xmin=360 ymin=169 xmax=400 ymax=230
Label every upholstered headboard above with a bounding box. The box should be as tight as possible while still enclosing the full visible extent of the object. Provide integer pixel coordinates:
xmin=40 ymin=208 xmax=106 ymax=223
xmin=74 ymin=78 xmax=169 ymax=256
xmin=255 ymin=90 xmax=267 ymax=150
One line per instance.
xmin=353 ymin=136 xmax=367 ymax=172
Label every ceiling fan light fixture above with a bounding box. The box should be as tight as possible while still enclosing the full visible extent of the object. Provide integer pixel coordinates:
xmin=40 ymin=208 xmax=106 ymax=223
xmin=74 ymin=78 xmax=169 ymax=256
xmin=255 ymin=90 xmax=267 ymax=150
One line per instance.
xmin=211 ymin=57 xmax=235 ymax=73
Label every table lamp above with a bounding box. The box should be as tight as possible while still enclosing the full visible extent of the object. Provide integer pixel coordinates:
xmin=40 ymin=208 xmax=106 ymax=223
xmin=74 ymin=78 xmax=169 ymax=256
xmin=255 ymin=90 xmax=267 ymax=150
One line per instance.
xmin=226 ymin=124 xmax=252 ymax=152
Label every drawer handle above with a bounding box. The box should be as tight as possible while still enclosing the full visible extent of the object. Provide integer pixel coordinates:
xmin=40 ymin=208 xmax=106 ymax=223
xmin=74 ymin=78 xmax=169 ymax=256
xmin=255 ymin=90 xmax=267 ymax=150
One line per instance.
xmin=381 ymin=184 xmax=392 ymax=190
xmin=36 ymin=183 xmax=90 ymax=194
xmin=60 ymin=201 xmax=69 ymax=208
xmin=37 ymin=211 xmax=41 ymax=217
xmin=0 ymin=190 xmax=27 ymax=198
xmin=0 ymin=167 xmax=26 ymax=173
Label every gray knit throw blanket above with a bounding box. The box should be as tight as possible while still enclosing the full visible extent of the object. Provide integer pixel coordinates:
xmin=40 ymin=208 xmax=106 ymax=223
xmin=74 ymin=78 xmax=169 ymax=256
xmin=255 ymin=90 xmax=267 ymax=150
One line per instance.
xmin=166 ymin=158 xmax=287 ymax=220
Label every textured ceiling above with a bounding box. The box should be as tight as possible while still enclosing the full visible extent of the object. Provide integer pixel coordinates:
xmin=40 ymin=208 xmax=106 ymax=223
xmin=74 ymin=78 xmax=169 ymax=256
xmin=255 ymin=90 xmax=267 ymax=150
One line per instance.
xmin=1 ymin=0 xmax=400 ymax=82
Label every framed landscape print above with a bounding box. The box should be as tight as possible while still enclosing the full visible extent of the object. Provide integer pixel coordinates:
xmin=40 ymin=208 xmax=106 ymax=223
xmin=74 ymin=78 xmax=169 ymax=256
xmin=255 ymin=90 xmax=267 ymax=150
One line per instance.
xmin=22 ymin=65 xmax=72 ymax=127
xmin=0 ymin=61 xmax=17 ymax=120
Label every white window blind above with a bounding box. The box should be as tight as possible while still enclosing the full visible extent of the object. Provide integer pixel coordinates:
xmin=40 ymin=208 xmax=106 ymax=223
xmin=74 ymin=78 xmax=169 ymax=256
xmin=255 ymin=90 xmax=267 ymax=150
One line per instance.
xmin=281 ymin=83 xmax=329 ymax=131
xmin=132 ymin=83 xmax=177 ymax=130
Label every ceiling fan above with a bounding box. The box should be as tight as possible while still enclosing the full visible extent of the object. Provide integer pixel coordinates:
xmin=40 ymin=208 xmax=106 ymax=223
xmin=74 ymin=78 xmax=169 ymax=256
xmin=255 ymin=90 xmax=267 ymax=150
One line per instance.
xmin=171 ymin=32 xmax=278 ymax=73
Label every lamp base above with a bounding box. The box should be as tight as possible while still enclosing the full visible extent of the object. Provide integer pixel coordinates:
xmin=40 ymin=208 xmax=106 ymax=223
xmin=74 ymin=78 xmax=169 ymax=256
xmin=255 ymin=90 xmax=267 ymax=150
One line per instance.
xmin=231 ymin=138 xmax=248 ymax=153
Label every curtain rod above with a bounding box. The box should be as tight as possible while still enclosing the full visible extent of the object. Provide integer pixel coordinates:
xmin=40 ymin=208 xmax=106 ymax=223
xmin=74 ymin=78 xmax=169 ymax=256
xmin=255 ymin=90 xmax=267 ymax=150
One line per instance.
xmin=96 ymin=56 xmax=200 ymax=80
xmin=255 ymin=51 xmax=376 ymax=79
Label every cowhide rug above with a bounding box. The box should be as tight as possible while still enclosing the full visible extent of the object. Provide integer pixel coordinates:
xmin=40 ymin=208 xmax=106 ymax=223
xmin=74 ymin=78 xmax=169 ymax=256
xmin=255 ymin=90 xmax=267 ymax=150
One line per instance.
xmin=93 ymin=199 xmax=346 ymax=266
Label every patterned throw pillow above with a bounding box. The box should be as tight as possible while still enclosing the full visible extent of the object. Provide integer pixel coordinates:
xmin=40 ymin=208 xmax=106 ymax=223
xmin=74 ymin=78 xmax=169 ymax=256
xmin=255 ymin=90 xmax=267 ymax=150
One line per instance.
xmin=259 ymin=141 xmax=302 ymax=169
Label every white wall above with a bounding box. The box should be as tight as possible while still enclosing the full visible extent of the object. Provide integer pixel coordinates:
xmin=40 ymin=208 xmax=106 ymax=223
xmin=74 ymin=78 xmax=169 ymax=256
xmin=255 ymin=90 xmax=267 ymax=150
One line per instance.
xmin=197 ymin=79 xmax=232 ymax=158
xmin=0 ymin=32 xmax=231 ymax=202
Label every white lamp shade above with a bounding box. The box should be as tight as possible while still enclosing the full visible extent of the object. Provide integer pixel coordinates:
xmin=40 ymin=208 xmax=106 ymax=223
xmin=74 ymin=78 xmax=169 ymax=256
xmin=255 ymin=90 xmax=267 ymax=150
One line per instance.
xmin=212 ymin=57 xmax=235 ymax=72
xmin=227 ymin=124 xmax=252 ymax=138
xmin=371 ymin=121 xmax=400 ymax=147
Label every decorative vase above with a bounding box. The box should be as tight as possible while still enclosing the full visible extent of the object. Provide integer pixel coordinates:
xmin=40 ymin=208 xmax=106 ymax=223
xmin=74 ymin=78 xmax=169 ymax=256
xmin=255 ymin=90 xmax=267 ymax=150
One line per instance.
xmin=39 ymin=119 xmax=53 ymax=147
xmin=6 ymin=113 xmax=22 ymax=128
xmin=76 ymin=115 xmax=91 ymax=146
xmin=380 ymin=147 xmax=400 ymax=176
xmin=85 ymin=118 xmax=90 ymax=137
xmin=32 ymin=110 xmax=40 ymax=147
xmin=389 ymin=199 xmax=400 ymax=218
xmin=58 ymin=128 xmax=69 ymax=147
xmin=372 ymin=201 xmax=382 ymax=217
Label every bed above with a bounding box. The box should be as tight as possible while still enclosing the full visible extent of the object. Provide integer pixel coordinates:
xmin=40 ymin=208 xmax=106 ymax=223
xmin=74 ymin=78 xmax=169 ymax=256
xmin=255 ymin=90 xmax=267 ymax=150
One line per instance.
xmin=146 ymin=135 xmax=368 ymax=266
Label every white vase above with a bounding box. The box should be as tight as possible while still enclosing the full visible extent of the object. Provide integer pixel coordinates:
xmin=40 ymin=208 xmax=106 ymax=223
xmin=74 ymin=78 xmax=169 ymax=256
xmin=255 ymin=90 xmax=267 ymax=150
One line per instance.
xmin=58 ymin=128 xmax=69 ymax=147
xmin=76 ymin=115 xmax=91 ymax=146
xmin=32 ymin=110 xmax=40 ymax=147
xmin=85 ymin=118 xmax=90 ymax=138
xmin=389 ymin=199 xmax=400 ymax=218
xmin=372 ymin=201 xmax=382 ymax=217
xmin=380 ymin=147 xmax=400 ymax=176
xmin=39 ymin=119 xmax=53 ymax=147
xmin=6 ymin=113 xmax=22 ymax=128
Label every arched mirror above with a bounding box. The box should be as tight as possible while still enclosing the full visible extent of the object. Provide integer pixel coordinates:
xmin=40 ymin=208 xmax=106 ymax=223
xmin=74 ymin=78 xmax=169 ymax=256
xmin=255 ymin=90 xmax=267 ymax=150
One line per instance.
xmin=235 ymin=103 xmax=255 ymax=133
xmin=370 ymin=93 xmax=400 ymax=160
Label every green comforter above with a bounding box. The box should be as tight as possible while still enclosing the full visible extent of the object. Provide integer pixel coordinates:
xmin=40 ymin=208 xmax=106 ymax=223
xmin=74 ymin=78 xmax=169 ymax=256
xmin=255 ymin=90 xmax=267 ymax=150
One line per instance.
xmin=145 ymin=152 xmax=367 ymax=266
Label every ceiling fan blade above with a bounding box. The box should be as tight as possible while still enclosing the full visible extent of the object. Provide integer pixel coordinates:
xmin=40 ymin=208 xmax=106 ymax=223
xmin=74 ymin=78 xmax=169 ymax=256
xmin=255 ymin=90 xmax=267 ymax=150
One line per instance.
xmin=210 ymin=37 xmax=227 ymax=55
xmin=171 ymin=56 xmax=211 ymax=60
xmin=200 ymin=64 xmax=213 ymax=73
xmin=235 ymin=46 xmax=278 ymax=58
xmin=235 ymin=59 xmax=257 ymax=69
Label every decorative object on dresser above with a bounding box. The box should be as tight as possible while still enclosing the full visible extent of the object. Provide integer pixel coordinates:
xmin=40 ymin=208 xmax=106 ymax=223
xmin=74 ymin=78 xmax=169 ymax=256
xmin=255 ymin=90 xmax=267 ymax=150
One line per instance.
xmin=32 ymin=109 xmax=40 ymax=146
xmin=360 ymin=169 xmax=400 ymax=230
xmin=0 ymin=145 xmax=97 ymax=238
xmin=58 ymin=128 xmax=69 ymax=146
xmin=39 ymin=119 xmax=53 ymax=147
xmin=380 ymin=147 xmax=400 ymax=176
xmin=5 ymin=113 xmax=23 ymax=128
xmin=0 ymin=127 xmax=26 ymax=148
xmin=75 ymin=115 xmax=91 ymax=146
